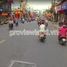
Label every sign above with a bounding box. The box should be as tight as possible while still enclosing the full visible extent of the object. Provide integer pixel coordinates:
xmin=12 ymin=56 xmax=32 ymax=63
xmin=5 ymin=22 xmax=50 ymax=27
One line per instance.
xmin=56 ymin=5 xmax=62 ymax=12
xmin=62 ymin=1 xmax=67 ymax=10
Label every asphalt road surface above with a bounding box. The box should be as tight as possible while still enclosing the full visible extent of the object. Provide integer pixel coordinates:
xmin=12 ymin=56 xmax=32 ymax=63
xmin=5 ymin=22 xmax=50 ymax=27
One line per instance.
xmin=0 ymin=21 xmax=67 ymax=67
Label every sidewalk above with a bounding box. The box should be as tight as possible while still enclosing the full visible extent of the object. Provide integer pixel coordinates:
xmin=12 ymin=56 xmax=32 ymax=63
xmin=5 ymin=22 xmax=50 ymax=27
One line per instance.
xmin=0 ymin=17 xmax=8 ymax=25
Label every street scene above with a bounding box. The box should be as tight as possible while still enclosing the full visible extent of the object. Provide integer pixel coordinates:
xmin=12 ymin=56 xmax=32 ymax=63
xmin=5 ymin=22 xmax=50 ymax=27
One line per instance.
xmin=0 ymin=0 xmax=67 ymax=67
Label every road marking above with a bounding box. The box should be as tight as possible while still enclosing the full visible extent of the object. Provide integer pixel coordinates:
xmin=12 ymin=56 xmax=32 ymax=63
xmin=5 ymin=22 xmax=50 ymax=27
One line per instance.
xmin=8 ymin=60 xmax=15 ymax=67
xmin=12 ymin=60 xmax=36 ymax=65
xmin=8 ymin=60 xmax=36 ymax=67
xmin=0 ymin=40 xmax=6 ymax=44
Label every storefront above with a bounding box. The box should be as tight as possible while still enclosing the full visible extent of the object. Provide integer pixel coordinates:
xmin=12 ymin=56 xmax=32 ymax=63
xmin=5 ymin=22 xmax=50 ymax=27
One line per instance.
xmin=56 ymin=1 xmax=67 ymax=22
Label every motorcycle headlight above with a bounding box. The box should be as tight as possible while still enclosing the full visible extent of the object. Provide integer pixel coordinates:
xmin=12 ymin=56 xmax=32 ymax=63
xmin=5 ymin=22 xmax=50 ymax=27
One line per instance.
xmin=62 ymin=39 xmax=66 ymax=41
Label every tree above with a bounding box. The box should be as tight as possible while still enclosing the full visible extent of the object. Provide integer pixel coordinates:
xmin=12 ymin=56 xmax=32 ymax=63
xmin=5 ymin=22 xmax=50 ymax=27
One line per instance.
xmin=0 ymin=0 xmax=7 ymax=4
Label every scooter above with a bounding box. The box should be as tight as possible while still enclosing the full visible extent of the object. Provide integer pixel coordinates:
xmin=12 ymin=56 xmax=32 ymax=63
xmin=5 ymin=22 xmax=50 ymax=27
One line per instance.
xmin=39 ymin=32 xmax=46 ymax=42
xmin=58 ymin=37 xmax=67 ymax=45
xmin=58 ymin=25 xmax=67 ymax=45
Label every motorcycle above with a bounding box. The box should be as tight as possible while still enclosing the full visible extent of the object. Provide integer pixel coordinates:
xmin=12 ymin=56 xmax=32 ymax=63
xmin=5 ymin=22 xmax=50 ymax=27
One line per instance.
xmin=58 ymin=37 xmax=67 ymax=45
xmin=58 ymin=25 xmax=67 ymax=45
xmin=39 ymin=32 xmax=46 ymax=42
xmin=9 ymin=23 xmax=13 ymax=30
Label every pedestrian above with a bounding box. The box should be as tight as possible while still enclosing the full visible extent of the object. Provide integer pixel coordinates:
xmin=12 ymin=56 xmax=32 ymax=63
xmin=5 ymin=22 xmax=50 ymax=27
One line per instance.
xmin=8 ymin=17 xmax=14 ymax=30
xmin=15 ymin=18 xmax=19 ymax=26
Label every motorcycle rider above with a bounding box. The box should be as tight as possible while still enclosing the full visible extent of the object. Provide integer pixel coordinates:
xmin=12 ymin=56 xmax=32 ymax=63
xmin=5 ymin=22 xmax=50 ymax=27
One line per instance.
xmin=39 ymin=19 xmax=46 ymax=38
xmin=15 ymin=18 xmax=18 ymax=26
xmin=37 ymin=16 xmax=48 ymax=29
xmin=58 ymin=23 xmax=67 ymax=40
xmin=9 ymin=17 xmax=13 ymax=30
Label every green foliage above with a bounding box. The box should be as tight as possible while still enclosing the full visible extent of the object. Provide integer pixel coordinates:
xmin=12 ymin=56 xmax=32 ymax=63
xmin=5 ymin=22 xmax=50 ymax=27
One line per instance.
xmin=0 ymin=0 xmax=7 ymax=3
xmin=45 ymin=9 xmax=53 ymax=13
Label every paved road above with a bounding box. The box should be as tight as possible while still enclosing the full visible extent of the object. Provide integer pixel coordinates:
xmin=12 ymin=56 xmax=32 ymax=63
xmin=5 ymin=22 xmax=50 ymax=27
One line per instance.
xmin=0 ymin=21 xmax=67 ymax=67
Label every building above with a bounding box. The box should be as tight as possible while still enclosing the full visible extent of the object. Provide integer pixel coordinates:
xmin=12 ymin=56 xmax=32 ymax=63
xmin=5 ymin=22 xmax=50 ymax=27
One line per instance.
xmin=0 ymin=0 xmax=13 ymax=18
xmin=55 ymin=0 xmax=67 ymax=22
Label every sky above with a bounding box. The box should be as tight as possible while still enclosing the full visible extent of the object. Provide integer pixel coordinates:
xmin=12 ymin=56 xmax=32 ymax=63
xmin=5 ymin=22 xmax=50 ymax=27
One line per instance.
xmin=11 ymin=0 xmax=52 ymax=11
xmin=27 ymin=0 xmax=52 ymax=11
xmin=11 ymin=2 xmax=20 ymax=10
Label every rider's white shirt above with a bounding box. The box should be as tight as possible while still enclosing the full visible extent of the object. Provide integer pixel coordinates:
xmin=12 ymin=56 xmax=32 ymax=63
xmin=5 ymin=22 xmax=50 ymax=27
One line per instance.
xmin=9 ymin=20 xmax=13 ymax=24
xmin=39 ymin=24 xmax=45 ymax=32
